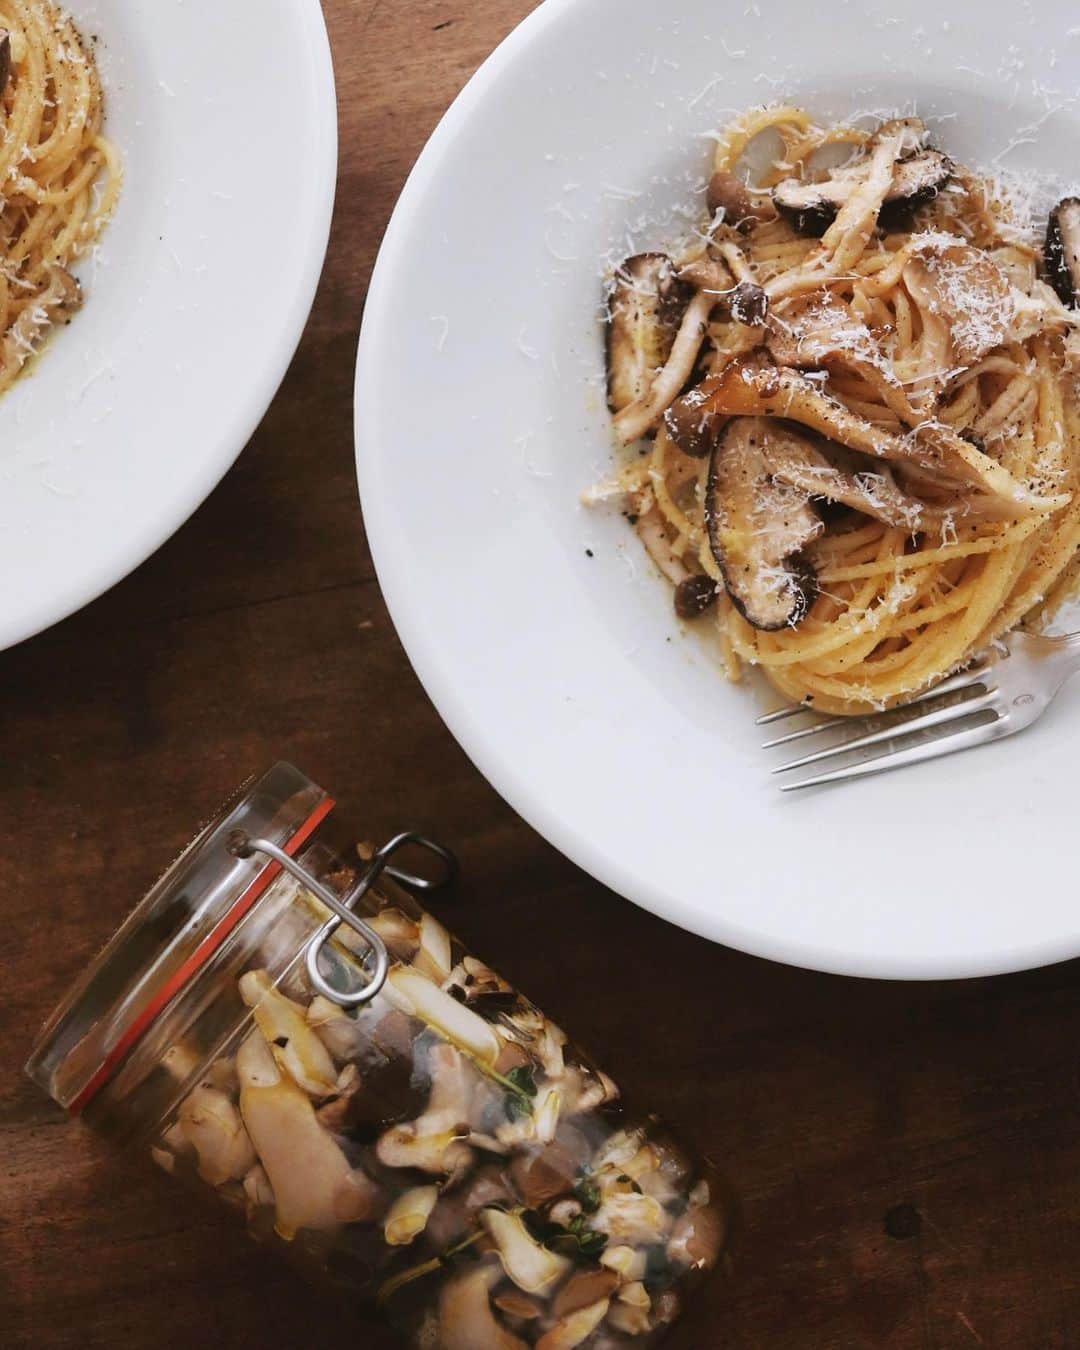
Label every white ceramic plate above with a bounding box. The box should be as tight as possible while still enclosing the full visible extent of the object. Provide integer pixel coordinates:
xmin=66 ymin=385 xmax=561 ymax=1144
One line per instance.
xmin=0 ymin=0 xmax=336 ymax=650
xmin=355 ymin=0 xmax=1080 ymax=979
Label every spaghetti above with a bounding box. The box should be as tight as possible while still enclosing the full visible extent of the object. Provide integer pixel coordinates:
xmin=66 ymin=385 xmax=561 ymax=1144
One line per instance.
xmin=593 ymin=107 xmax=1080 ymax=716
xmin=0 ymin=0 xmax=118 ymax=398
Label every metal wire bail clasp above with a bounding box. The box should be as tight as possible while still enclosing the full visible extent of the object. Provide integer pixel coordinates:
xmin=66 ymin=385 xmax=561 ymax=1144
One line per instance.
xmin=227 ymin=828 xmax=457 ymax=1007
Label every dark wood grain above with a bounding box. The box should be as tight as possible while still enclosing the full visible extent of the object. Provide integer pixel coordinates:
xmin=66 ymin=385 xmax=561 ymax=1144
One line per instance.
xmin=4 ymin=3 xmax=1080 ymax=1347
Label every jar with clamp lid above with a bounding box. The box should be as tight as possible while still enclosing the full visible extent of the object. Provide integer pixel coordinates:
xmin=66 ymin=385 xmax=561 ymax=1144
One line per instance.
xmin=27 ymin=763 xmax=729 ymax=1347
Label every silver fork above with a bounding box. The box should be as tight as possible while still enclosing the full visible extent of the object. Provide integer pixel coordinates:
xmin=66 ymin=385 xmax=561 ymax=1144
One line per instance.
xmin=758 ymin=628 xmax=1080 ymax=790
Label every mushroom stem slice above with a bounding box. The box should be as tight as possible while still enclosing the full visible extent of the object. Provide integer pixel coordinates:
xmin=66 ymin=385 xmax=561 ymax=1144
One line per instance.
xmin=705 ymin=416 xmax=822 ymax=631
xmin=414 ymin=912 xmax=453 ymax=981
xmin=385 ymin=966 xmax=502 ymax=1065
xmin=606 ymin=253 xmax=691 ymax=413
xmin=1045 ymin=197 xmax=1080 ymax=308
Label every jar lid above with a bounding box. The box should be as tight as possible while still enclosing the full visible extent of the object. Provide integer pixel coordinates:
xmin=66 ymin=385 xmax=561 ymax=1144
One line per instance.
xmin=25 ymin=763 xmax=332 ymax=1113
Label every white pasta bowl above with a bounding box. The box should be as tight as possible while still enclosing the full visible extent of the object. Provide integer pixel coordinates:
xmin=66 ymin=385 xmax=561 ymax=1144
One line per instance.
xmin=355 ymin=0 xmax=1080 ymax=979
xmin=0 ymin=0 xmax=336 ymax=649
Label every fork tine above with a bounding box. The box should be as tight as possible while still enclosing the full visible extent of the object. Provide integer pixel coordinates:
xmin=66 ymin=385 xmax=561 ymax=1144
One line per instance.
xmin=779 ymin=716 xmax=1004 ymax=791
xmin=755 ymin=658 xmax=992 ymax=730
xmin=773 ymin=687 xmax=999 ymax=774
xmin=762 ymin=716 xmax=848 ymax=749
xmin=756 ymin=702 xmax=813 ymax=726
xmin=761 ymin=669 xmax=991 ymax=750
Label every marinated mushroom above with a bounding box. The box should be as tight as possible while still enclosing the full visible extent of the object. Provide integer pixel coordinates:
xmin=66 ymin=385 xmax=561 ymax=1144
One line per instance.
xmin=705 ymin=416 xmax=823 ymax=630
xmin=150 ymin=1145 xmax=175 ymax=1174
xmin=509 ymin=1140 xmax=579 ymax=1209
xmin=242 ymin=1163 xmax=275 ymax=1212
xmin=607 ymin=1281 xmax=653 ymax=1336
xmin=494 ymin=1290 xmax=544 ymax=1323
xmin=536 ymin=1297 xmax=611 ymax=1350
xmin=438 ymin=1263 xmax=529 ymax=1350
xmin=600 ymin=1245 xmax=647 ymax=1281
xmin=413 ymin=912 xmax=453 ymax=982
xmin=1045 ymin=197 xmax=1080 ymax=308
xmin=552 ymin=1267 xmax=619 ymax=1319
xmin=315 ymin=1061 xmax=362 ymax=1131
xmin=239 ymin=969 xmax=338 ymax=1098
xmin=375 ymin=1041 xmax=474 ymax=1180
xmin=592 ymin=1190 xmax=673 ymax=1246
xmin=479 ymin=1207 xmax=572 ymax=1294
xmin=237 ymin=1029 xmax=381 ymax=1238
xmin=668 ymin=1195 xmax=724 ymax=1271
xmin=605 ymin=253 xmax=691 ymax=413
xmin=177 ymin=1082 xmax=256 ymax=1186
xmin=383 ymin=1184 xmax=439 ymax=1246
xmin=384 ymin=966 xmax=501 ymax=1066
xmin=497 ymin=1082 xmax=562 ymax=1149
xmin=773 ymin=119 xmax=952 ymax=236
xmin=306 ymin=996 xmax=368 ymax=1062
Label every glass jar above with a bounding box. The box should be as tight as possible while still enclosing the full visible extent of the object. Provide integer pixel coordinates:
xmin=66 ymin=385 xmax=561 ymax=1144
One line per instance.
xmin=27 ymin=763 xmax=729 ymax=1347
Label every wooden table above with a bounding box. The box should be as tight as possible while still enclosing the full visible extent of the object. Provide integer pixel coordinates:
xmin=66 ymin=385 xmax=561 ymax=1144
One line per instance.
xmin=6 ymin=2 xmax=1080 ymax=1346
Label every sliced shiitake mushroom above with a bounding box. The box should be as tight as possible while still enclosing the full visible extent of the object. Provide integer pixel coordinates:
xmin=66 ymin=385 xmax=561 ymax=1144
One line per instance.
xmin=605 ymin=253 xmax=690 ymax=412
xmin=696 ymin=357 xmax=1069 ymax=516
xmin=903 ymin=238 xmax=1015 ymax=366
xmin=705 ymin=417 xmax=823 ymax=630
xmin=773 ymin=120 xmax=952 ymax=237
xmin=0 ymin=32 xmax=11 ymax=101
xmin=1045 ymin=197 xmax=1080 ymax=308
xmin=752 ymin=419 xmax=950 ymax=531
